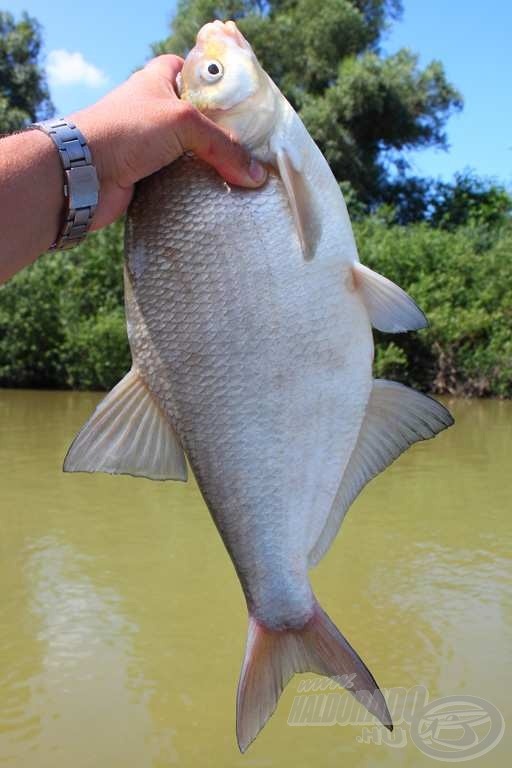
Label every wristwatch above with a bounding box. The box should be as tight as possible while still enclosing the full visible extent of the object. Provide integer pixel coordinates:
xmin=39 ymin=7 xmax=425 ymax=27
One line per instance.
xmin=32 ymin=118 xmax=100 ymax=250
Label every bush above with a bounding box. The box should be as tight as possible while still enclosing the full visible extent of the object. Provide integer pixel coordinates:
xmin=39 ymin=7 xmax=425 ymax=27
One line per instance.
xmin=0 ymin=208 xmax=510 ymax=397
xmin=63 ymin=308 xmax=131 ymax=390
xmin=60 ymin=221 xmax=130 ymax=389
xmin=0 ymin=221 xmax=129 ymax=390
xmin=354 ymin=217 xmax=512 ymax=396
xmin=0 ymin=250 xmax=69 ymax=387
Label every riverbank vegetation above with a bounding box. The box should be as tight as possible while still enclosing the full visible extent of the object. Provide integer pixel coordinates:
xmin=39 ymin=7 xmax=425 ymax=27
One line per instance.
xmin=1 ymin=183 xmax=510 ymax=396
xmin=1 ymin=3 xmax=510 ymax=396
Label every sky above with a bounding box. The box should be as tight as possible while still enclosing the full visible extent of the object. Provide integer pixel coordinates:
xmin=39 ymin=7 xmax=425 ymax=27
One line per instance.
xmin=6 ymin=0 xmax=512 ymax=186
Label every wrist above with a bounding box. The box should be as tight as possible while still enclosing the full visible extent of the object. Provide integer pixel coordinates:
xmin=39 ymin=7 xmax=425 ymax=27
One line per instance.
xmin=28 ymin=130 xmax=65 ymax=250
xmin=68 ymin=106 xmax=136 ymax=230
xmin=32 ymin=118 xmax=99 ymax=249
xmin=70 ymin=106 xmax=123 ymax=192
xmin=69 ymin=107 xmax=102 ymax=173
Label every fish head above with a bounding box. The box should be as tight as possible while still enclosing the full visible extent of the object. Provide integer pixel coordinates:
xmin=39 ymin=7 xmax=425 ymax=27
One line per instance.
xmin=179 ymin=20 xmax=279 ymax=152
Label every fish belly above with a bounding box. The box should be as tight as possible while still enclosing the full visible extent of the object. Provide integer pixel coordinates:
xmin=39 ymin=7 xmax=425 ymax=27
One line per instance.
xmin=125 ymin=157 xmax=373 ymax=628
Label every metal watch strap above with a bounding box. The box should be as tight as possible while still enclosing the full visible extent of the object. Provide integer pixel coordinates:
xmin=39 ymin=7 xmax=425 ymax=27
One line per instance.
xmin=32 ymin=118 xmax=99 ymax=250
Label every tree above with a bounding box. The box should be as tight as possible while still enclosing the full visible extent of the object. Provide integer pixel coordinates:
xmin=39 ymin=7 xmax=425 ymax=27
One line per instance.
xmin=154 ymin=1 xmax=462 ymax=206
xmin=430 ymin=172 xmax=512 ymax=231
xmin=384 ymin=172 xmax=512 ymax=228
xmin=0 ymin=11 xmax=53 ymax=133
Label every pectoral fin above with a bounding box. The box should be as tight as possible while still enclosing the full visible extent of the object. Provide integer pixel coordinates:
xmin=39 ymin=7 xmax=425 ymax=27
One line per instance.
xmin=276 ymin=149 xmax=320 ymax=261
xmin=308 ymin=380 xmax=453 ymax=566
xmin=352 ymin=262 xmax=427 ymax=332
xmin=63 ymin=368 xmax=187 ymax=481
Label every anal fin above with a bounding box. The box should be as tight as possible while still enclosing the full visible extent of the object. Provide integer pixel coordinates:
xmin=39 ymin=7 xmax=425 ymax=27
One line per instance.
xmin=353 ymin=262 xmax=427 ymax=332
xmin=308 ymin=380 xmax=453 ymax=566
xmin=63 ymin=368 xmax=187 ymax=481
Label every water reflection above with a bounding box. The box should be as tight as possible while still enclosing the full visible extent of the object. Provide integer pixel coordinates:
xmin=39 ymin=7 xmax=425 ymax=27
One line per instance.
xmin=0 ymin=391 xmax=511 ymax=767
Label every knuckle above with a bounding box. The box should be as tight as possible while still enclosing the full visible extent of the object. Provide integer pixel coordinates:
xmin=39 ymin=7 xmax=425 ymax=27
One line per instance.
xmin=156 ymin=53 xmax=183 ymax=66
xmin=166 ymin=54 xmax=184 ymax=69
xmin=143 ymin=55 xmax=184 ymax=97
xmin=145 ymin=54 xmax=184 ymax=77
xmin=128 ymin=68 xmax=146 ymax=86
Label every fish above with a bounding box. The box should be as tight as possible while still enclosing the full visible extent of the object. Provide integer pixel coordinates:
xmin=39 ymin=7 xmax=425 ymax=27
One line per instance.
xmin=64 ymin=19 xmax=454 ymax=752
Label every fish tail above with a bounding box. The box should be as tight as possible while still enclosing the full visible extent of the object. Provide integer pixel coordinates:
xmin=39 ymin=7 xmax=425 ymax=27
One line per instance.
xmin=236 ymin=599 xmax=392 ymax=752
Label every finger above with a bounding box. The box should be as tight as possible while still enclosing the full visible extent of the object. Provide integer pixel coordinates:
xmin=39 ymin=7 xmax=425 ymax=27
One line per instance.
xmin=144 ymin=55 xmax=185 ymax=96
xmin=176 ymin=104 xmax=267 ymax=188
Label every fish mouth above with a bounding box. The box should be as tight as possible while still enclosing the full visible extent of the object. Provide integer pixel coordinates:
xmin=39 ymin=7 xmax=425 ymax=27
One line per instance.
xmin=179 ymin=84 xmax=231 ymax=116
xmin=196 ymin=19 xmax=252 ymax=52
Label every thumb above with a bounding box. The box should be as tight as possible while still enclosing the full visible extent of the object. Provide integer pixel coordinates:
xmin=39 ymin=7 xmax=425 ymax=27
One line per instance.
xmin=176 ymin=103 xmax=267 ymax=188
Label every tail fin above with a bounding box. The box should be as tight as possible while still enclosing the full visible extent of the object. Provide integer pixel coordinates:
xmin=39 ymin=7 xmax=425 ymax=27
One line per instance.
xmin=236 ymin=601 xmax=392 ymax=752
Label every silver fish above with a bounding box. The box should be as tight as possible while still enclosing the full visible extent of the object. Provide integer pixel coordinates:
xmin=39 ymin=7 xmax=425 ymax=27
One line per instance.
xmin=64 ymin=20 xmax=453 ymax=751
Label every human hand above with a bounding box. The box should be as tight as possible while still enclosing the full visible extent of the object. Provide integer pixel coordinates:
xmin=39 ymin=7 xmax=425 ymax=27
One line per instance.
xmin=72 ymin=55 xmax=267 ymax=230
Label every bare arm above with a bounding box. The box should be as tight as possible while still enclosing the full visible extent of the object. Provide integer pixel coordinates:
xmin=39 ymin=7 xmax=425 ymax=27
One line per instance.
xmin=0 ymin=130 xmax=63 ymax=283
xmin=0 ymin=55 xmax=266 ymax=285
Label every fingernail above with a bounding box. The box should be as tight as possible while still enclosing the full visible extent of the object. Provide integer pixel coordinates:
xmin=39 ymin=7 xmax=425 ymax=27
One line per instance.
xmin=249 ymin=159 xmax=266 ymax=184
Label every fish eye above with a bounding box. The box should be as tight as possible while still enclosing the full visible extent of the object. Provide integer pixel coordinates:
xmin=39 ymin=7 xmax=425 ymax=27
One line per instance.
xmin=201 ymin=59 xmax=224 ymax=83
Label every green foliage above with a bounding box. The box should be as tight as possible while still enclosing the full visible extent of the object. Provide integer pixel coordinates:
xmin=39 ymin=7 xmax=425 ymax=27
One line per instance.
xmin=430 ymin=173 xmax=512 ymax=231
xmin=386 ymin=172 xmax=512 ymax=228
xmin=0 ymin=222 xmax=130 ymax=390
xmin=0 ymin=5 xmax=508 ymax=398
xmin=63 ymin=309 xmax=131 ymax=391
xmin=301 ymin=49 xmax=461 ymax=202
xmin=60 ymin=222 xmax=131 ymax=389
xmin=1 ymin=211 xmax=510 ymax=397
xmin=155 ymin=0 xmax=461 ymax=205
xmin=0 ymin=11 xmax=53 ymax=132
xmin=355 ymin=215 xmax=512 ymax=397
xmin=0 ymin=251 xmax=69 ymax=387
xmin=373 ymin=341 xmax=408 ymax=380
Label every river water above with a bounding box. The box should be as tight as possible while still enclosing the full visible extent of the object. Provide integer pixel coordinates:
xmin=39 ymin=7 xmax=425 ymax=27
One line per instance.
xmin=0 ymin=390 xmax=510 ymax=767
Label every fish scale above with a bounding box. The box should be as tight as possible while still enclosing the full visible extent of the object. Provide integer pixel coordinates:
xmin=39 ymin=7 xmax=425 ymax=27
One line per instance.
xmin=125 ymin=156 xmax=372 ymax=627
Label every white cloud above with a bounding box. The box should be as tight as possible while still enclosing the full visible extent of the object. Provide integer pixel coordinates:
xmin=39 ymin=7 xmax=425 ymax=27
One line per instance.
xmin=46 ymin=49 xmax=108 ymax=88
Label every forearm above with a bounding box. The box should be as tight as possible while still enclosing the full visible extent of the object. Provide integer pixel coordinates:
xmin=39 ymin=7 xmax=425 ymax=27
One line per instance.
xmin=0 ymin=55 xmax=265 ymax=286
xmin=0 ymin=130 xmax=63 ymax=284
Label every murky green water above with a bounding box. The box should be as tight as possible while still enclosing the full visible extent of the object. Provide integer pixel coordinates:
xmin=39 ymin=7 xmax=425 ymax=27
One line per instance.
xmin=0 ymin=390 xmax=511 ymax=767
